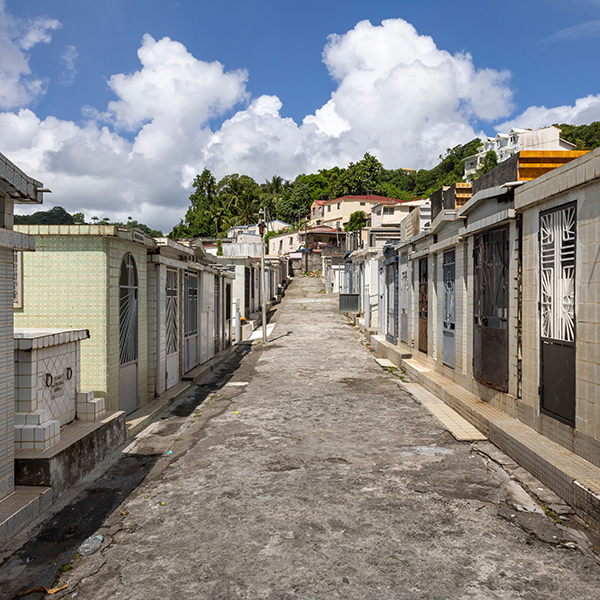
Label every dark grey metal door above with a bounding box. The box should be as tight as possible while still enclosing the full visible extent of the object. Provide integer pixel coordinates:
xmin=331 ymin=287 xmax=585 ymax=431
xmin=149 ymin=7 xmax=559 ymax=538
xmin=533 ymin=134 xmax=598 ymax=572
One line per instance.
xmin=443 ymin=249 xmax=456 ymax=368
xmin=473 ymin=228 xmax=509 ymax=392
xmin=418 ymin=258 xmax=428 ymax=354
xmin=540 ymin=203 xmax=576 ymax=425
xmin=244 ymin=267 xmax=250 ymax=316
xmin=225 ymin=282 xmax=231 ymax=348
xmin=250 ymin=267 xmax=255 ymax=312
xmin=119 ymin=253 xmax=138 ymax=414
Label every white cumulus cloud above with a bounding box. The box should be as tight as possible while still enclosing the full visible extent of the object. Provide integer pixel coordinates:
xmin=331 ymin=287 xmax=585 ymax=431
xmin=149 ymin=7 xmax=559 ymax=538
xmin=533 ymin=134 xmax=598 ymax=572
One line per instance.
xmin=198 ymin=19 xmax=516 ymax=181
xmin=0 ymin=0 xmax=61 ymax=109
xmin=1 ymin=16 xmax=598 ymax=233
xmin=497 ymin=94 xmax=600 ymax=130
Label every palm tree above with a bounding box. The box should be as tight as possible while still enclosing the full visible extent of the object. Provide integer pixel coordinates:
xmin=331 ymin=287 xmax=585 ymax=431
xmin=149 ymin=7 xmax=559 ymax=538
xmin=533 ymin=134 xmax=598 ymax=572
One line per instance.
xmin=261 ymin=175 xmax=284 ymax=219
xmin=233 ymin=191 xmax=260 ymax=226
xmin=264 ymin=175 xmax=284 ymax=195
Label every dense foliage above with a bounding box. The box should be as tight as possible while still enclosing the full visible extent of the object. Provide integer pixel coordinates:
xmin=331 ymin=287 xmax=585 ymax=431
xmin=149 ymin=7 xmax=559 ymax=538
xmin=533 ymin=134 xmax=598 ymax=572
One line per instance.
xmin=172 ymin=144 xmax=486 ymax=239
xmin=15 ymin=206 xmax=74 ymax=225
xmin=345 ymin=211 xmax=367 ymax=232
xmin=557 ymin=121 xmax=600 ymax=150
xmin=14 ymin=206 xmax=162 ymax=236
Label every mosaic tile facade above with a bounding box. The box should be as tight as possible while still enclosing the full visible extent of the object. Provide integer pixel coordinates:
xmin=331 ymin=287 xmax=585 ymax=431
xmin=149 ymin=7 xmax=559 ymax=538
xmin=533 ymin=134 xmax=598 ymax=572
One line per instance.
xmin=0 ymin=247 xmax=15 ymax=500
xmin=0 ymin=155 xmax=43 ymax=504
xmin=516 ymin=150 xmax=600 ymax=466
xmin=14 ymin=227 xmax=151 ymax=413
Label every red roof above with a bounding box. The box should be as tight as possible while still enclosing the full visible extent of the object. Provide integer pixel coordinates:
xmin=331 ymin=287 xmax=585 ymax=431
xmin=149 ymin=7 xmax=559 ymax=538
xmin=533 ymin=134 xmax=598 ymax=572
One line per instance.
xmin=314 ymin=195 xmax=405 ymax=206
xmin=302 ymin=226 xmax=338 ymax=234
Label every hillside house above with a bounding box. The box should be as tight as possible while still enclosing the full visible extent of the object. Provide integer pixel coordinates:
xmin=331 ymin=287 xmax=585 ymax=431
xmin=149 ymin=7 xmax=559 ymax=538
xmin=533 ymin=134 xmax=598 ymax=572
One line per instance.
xmin=310 ymin=195 xmax=402 ymax=229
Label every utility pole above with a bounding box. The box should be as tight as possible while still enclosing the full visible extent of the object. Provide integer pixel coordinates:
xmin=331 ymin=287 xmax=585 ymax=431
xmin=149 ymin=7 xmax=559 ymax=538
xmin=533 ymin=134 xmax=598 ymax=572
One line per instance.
xmin=304 ymin=219 xmax=308 ymax=273
xmin=258 ymin=208 xmax=267 ymax=344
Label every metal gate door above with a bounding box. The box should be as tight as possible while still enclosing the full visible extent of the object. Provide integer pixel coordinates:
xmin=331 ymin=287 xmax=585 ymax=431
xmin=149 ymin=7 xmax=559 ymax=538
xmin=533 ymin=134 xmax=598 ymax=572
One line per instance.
xmin=165 ymin=269 xmax=179 ymax=389
xmin=250 ymin=267 xmax=255 ymax=313
xmin=418 ymin=258 xmax=428 ymax=354
xmin=119 ymin=253 xmax=139 ymax=414
xmin=379 ymin=266 xmax=385 ymax=333
xmin=244 ymin=267 xmax=250 ymax=316
xmin=224 ymin=282 xmax=231 ymax=348
xmin=214 ymin=274 xmax=220 ymax=355
xmin=473 ymin=228 xmax=509 ymax=391
xmin=540 ymin=204 xmax=576 ymax=424
xmin=183 ymin=272 xmax=198 ymax=373
xmin=359 ymin=264 xmax=365 ymax=312
xmin=443 ymin=249 xmax=456 ymax=368
xmin=201 ymin=272 xmax=215 ymax=364
xmin=385 ymin=260 xmax=398 ymax=344
xmin=400 ymin=252 xmax=409 ymax=344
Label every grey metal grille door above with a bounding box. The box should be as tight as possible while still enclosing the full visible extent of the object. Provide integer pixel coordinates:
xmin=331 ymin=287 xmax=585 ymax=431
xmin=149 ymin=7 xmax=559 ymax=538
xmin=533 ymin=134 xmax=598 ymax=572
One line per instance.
xmin=166 ymin=269 xmax=179 ymax=389
xmin=224 ymin=283 xmax=231 ymax=348
xmin=244 ymin=267 xmax=250 ymax=315
xmin=119 ymin=253 xmax=139 ymax=414
xmin=400 ymin=252 xmax=409 ymax=344
xmin=540 ymin=203 xmax=576 ymax=425
xmin=379 ymin=267 xmax=385 ymax=334
xmin=418 ymin=259 xmax=428 ymax=354
xmin=385 ymin=261 xmax=398 ymax=344
xmin=443 ymin=249 xmax=456 ymax=368
xmin=184 ymin=272 xmax=198 ymax=373
xmin=214 ymin=275 xmax=220 ymax=355
xmin=473 ymin=228 xmax=509 ymax=392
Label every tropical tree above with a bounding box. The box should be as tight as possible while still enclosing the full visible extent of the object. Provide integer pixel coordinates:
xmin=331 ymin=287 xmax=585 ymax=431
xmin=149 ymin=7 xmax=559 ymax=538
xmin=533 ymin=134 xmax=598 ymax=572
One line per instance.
xmin=261 ymin=175 xmax=285 ymax=218
xmin=329 ymin=152 xmax=385 ymax=198
xmin=233 ymin=190 xmax=260 ymax=226
xmin=14 ymin=205 xmax=74 ymax=225
xmin=345 ymin=211 xmax=367 ymax=232
xmin=171 ymin=168 xmax=218 ymax=238
xmin=479 ymin=150 xmax=498 ymax=175
xmin=277 ymin=180 xmax=313 ymax=225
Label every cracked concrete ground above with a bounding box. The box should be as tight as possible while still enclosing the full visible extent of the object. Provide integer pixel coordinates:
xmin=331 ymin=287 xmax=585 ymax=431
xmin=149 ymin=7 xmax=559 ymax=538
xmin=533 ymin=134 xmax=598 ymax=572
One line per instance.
xmin=3 ymin=277 xmax=600 ymax=599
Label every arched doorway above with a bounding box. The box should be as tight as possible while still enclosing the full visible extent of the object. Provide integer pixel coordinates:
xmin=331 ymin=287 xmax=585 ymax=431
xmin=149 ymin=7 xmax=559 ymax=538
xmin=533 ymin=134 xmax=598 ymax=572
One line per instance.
xmin=119 ymin=253 xmax=139 ymax=414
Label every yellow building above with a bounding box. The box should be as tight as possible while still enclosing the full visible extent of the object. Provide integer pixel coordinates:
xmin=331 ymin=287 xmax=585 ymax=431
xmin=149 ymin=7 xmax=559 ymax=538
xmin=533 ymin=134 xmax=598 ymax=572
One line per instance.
xmin=309 ymin=195 xmax=402 ymax=229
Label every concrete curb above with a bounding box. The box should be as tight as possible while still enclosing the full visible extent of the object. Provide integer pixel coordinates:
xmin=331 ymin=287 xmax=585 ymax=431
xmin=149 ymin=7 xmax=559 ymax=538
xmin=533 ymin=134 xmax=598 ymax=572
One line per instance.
xmin=370 ymin=332 xmax=600 ymax=531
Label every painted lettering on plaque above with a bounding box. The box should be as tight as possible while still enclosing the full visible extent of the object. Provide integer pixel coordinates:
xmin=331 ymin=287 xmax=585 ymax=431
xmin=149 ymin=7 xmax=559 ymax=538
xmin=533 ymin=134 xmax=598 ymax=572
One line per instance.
xmin=51 ymin=373 xmax=65 ymax=400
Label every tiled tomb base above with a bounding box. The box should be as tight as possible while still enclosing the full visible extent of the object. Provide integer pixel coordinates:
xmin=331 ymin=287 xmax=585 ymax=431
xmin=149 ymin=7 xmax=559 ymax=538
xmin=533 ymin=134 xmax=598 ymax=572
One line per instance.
xmin=76 ymin=391 xmax=106 ymax=421
xmin=13 ymin=328 xmax=103 ymax=451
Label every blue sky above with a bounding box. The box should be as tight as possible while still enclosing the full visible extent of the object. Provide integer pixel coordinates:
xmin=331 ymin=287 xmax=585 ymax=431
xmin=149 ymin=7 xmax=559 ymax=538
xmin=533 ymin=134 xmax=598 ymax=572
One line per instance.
xmin=3 ymin=0 xmax=600 ymax=231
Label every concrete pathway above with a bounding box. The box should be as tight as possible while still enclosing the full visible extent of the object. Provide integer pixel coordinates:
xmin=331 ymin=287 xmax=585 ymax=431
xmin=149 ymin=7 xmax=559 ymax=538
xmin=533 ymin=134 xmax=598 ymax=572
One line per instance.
xmin=4 ymin=277 xmax=600 ymax=599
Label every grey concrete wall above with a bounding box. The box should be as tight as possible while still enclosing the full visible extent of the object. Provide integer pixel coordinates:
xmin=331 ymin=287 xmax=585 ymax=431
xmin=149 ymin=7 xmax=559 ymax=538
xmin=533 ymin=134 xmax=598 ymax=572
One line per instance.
xmin=14 ymin=411 xmax=126 ymax=498
xmin=289 ymin=253 xmax=322 ymax=275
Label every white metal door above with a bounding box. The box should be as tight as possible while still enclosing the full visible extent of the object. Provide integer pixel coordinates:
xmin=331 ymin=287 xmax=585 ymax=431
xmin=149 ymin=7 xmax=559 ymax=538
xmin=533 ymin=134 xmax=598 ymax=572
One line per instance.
xmin=119 ymin=253 xmax=139 ymax=414
xmin=184 ymin=272 xmax=198 ymax=373
xmin=201 ymin=272 xmax=214 ymax=363
xmin=166 ymin=269 xmax=179 ymax=389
